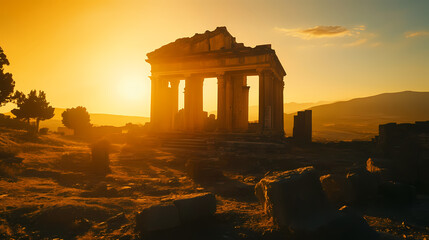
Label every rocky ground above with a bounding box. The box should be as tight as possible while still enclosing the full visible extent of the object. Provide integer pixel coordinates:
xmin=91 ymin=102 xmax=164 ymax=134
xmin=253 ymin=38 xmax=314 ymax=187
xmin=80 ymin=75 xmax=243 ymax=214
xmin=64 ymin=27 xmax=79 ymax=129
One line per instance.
xmin=0 ymin=127 xmax=428 ymax=239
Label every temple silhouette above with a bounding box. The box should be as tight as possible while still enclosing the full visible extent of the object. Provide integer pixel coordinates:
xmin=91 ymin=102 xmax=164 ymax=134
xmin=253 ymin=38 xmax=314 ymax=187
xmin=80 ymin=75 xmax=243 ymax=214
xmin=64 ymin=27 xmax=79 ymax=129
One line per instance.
xmin=146 ymin=27 xmax=286 ymax=135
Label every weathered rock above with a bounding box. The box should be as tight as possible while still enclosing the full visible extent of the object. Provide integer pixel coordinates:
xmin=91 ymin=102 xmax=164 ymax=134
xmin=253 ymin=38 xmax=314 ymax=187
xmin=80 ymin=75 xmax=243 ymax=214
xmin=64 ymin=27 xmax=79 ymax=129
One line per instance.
xmin=378 ymin=181 xmax=416 ymax=205
xmin=418 ymin=150 xmax=429 ymax=191
xmin=173 ymin=192 xmax=216 ymax=223
xmin=291 ymin=205 xmax=379 ymax=240
xmin=90 ymin=139 xmax=111 ymax=175
xmin=255 ymin=166 xmax=332 ymax=229
xmin=322 ymin=205 xmax=379 ymax=240
xmin=31 ymin=204 xmax=111 ymax=234
xmin=185 ymin=159 xmax=223 ymax=182
xmin=255 ymin=167 xmax=379 ymax=240
xmin=366 ymin=157 xmax=394 ymax=182
xmin=135 ymin=204 xmax=180 ymax=232
xmin=320 ymin=174 xmax=349 ymax=205
xmin=346 ymin=169 xmax=378 ymax=204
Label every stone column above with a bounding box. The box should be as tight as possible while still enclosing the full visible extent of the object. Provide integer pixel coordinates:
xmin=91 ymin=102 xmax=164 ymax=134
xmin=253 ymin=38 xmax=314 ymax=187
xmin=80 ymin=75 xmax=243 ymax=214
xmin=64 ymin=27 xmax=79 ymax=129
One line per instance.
xmin=158 ymin=77 xmax=170 ymax=131
xmin=217 ymin=73 xmax=226 ymax=131
xmin=242 ymin=84 xmax=250 ymax=130
xmin=150 ymin=76 xmax=158 ymax=128
xmin=150 ymin=75 xmax=171 ymax=131
xmin=258 ymin=71 xmax=265 ymax=129
xmin=231 ymin=73 xmax=248 ymax=131
xmin=184 ymin=76 xmax=204 ymax=132
xmin=258 ymin=70 xmax=274 ymax=131
xmin=184 ymin=77 xmax=192 ymax=131
xmin=280 ymin=80 xmax=285 ymax=134
xmin=194 ymin=77 xmax=204 ymax=131
xmin=225 ymin=74 xmax=233 ymax=131
xmin=272 ymin=78 xmax=283 ymax=133
xmin=170 ymin=79 xmax=180 ymax=130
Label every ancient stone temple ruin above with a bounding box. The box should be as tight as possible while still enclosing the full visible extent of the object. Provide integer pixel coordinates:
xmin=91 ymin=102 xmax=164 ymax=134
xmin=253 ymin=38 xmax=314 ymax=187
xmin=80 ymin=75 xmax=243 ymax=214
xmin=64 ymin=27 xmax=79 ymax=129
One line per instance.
xmin=147 ymin=27 xmax=286 ymax=134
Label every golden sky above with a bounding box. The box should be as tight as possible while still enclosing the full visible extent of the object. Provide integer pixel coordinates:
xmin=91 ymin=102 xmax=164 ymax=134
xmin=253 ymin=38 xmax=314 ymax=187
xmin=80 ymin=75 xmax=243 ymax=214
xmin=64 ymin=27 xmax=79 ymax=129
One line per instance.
xmin=1 ymin=0 xmax=428 ymax=117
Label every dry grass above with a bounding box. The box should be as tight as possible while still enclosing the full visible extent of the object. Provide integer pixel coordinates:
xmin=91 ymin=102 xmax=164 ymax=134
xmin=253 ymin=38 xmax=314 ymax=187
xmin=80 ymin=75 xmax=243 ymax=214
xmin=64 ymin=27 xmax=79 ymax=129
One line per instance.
xmin=0 ymin=127 xmax=428 ymax=239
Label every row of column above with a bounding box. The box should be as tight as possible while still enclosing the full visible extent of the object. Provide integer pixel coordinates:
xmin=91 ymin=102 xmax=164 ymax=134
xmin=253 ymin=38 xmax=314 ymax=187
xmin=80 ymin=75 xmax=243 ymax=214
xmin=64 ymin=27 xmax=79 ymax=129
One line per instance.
xmin=150 ymin=75 xmax=205 ymax=132
xmin=217 ymin=73 xmax=249 ymax=131
xmin=150 ymin=70 xmax=284 ymax=134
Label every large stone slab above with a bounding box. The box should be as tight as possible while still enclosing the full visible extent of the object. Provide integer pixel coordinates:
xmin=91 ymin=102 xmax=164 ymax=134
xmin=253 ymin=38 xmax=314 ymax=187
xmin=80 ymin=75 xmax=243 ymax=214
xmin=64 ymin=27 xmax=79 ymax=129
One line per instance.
xmin=135 ymin=204 xmax=180 ymax=232
xmin=320 ymin=174 xmax=349 ymax=205
xmin=346 ymin=169 xmax=379 ymax=204
xmin=255 ymin=167 xmax=379 ymax=239
xmin=378 ymin=181 xmax=416 ymax=205
xmin=255 ymin=166 xmax=331 ymax=229
xmin=173 ymin=192 xmax=216 ymax=223
xmin=185 ymin=159 xmax=223 ymax=182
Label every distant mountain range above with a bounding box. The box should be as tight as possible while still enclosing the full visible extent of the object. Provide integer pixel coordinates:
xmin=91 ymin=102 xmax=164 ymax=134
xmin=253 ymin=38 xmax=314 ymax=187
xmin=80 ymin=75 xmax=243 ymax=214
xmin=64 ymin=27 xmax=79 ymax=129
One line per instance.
xmin=284 ymin=91 xmax=429 ymax=141
xmin=247 ymin=101 xmax=331 ymax=121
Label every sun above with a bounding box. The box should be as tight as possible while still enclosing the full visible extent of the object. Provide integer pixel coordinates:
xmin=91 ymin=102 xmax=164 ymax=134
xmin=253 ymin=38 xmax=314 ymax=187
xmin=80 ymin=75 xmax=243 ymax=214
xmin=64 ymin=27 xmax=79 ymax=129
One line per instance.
xmin=117 ymin=77 xmax=144 ymax=101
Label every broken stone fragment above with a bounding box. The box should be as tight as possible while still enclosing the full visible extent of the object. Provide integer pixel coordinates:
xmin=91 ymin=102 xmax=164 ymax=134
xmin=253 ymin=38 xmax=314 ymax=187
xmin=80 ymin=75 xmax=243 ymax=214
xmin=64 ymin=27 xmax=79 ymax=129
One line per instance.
xmin=135 ymin=204 xmax=180 ymax=232
xmin=255 ymin=166 xmax=330 ymax=228
xmin=346 ymin=169 xmax=379 ymax=204
xmin=173 ymin=192 xmax=216 ymax=223
xmin=366 ymin=157 xmax=394 ymax=182
xmin=255 ymin=166 xmax=379 ymax=240
xmin=378 ymin=181 xmax=416 ymax=205
xmin=320 ymin=173 xmax=349 ymax=205
xmin=135 ymin=192 xmax=217 ymax=232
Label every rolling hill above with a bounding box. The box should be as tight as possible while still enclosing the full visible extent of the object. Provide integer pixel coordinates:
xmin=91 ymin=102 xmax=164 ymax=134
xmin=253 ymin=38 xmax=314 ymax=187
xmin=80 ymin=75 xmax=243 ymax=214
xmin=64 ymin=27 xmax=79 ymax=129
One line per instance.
xmin=3 ymin=108 xmax=150 ymax=131
xmin=284 ymin=91 xmax=429 ymax=141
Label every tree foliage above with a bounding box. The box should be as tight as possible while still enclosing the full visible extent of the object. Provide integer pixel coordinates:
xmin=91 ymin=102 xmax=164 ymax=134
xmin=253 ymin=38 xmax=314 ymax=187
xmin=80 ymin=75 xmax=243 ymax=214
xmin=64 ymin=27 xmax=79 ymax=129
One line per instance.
xmin=11 ymin=90 xmax=55 ymax=131
xmin=61 ymin=106 xmax=92 ymax=135
xmin=0 ymin=47 xmax=15 ymax=106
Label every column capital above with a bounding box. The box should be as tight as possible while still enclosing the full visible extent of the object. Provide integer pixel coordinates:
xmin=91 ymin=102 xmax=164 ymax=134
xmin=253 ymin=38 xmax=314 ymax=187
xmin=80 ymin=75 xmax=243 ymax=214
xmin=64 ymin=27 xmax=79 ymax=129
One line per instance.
xmin=169 ymin=79 xmax=180 ymax=88
xmin=149 ymin=75 xmax=159 ymax=81
xmin=215 ymin=71 xmax=226 ymax=78
xmin=256 ymin=68 xmax=271 ymax=75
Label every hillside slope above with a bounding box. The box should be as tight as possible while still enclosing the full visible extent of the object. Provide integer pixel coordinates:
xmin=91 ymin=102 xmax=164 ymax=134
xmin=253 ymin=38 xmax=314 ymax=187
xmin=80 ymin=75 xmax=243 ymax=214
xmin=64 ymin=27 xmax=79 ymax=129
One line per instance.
xmin=285 ymin=91 xmax=429 ymax=141
xmin=4 ymin=108 xmax=150 ymax=131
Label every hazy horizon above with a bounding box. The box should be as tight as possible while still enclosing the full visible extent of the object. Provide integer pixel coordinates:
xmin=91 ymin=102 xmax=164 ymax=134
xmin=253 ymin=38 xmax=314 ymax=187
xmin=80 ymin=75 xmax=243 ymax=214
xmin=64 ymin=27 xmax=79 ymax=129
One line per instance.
xmin=2 ymin=90 xmax=427 ymax=118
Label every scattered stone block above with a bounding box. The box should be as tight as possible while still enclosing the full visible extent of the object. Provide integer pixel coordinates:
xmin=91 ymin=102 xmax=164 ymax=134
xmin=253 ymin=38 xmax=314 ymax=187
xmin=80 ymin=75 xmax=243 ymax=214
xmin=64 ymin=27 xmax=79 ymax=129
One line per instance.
xmin=378 ymin=181 xmax=416 ymax=205
xmin=173 ymin=193 xmax=216 ymax=223
xmin=367 ymin=157 xmax=394 ymax=182
xmin=255 ymin=167 xmax=379 ymax=239
xmin=185 ymin=159 xmax=223 ymax=182
xmin=90 ymin=139 xmax=111 ymax=175
xmin=255 ymin=166 xmax=331 ymax=228
xmin=418 ymin=150 xmax=429 ymax=190
xmin=135 ymin=204 xmax=180 ymax=232
xmin=346 ymin=169 xmax=378 ymax=204
xmin=322 ymin=205 xmax=379 ymax=240
xmin=31 ymin=204 xmax=111 ymax=234
xmin=320 ymin=174 xmax=349 ymax=205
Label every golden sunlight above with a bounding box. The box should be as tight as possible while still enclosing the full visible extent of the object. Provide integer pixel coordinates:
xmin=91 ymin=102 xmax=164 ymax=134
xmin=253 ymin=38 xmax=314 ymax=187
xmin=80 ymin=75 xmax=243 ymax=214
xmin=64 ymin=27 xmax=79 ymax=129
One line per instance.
xmin=116 ymin=76 xmax=145 ymax=101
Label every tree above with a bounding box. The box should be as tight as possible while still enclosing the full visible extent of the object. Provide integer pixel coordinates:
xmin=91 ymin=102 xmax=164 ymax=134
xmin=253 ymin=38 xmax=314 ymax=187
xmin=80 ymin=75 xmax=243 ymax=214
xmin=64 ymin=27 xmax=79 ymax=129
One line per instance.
xmin=11 ymin=90 xmax=55 ymax=132
xmin=0 ymin=47 xmax=15 ymax=106
xmin=61 ymin=106 xmax=92 ymax=136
